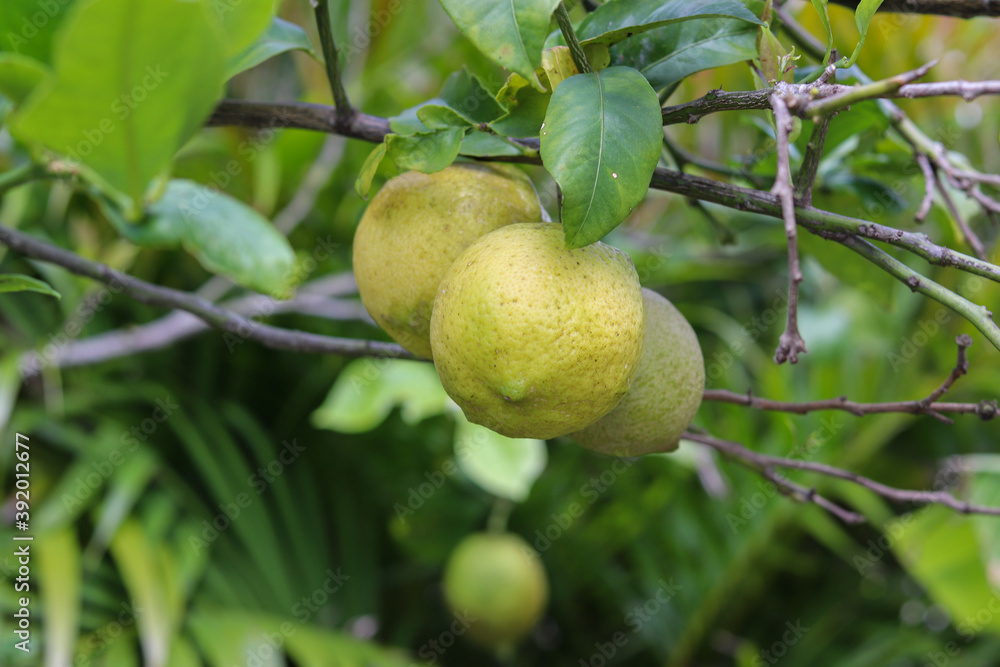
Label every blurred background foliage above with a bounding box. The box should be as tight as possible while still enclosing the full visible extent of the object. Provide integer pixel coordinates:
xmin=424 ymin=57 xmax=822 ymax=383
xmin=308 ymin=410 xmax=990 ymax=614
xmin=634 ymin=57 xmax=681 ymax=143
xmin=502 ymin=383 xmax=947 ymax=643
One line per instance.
xmin=1 ymin=0 xmax=999 ymax=665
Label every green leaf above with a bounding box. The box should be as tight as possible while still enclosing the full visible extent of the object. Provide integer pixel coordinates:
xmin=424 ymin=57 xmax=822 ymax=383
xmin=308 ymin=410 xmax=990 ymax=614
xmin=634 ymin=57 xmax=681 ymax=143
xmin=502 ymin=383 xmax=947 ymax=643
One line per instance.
xmin=0 ymin=53 xmax=49 ymax=105
xmin=10 ymin=0 xmax=227 ymax=211
xmin=611 ymin=16 xmax=761 ymax=91
xmin=0 ymin=0 xmax=78 ymax=63
xmin=437 ymin=0 xmax=561 ymax=90
xmin=757 ymin=24 xmax=791 ymax=84
xmin=355 ymin=142 xmax=387 ymax=198
xmin=570 ymin=0 xmax=763 ymax=49
xmin=225 ymin=17 xmax=315 ymax=80
xmin=311 ymin=359 xmax=450 ymax=434
xmin=845 ymin=0 xmax=886 ymax=67
xmin=459 ymin=131 xmax=524 ymax=157
xmin=210 ymin=0 xmax=277 ymax=60
xmin=810 ymin=0 xmax=834 ymax=64
xmin=37 ymin=528 xmax=80 ymax=667
xmin=386 ymin=128 xmax=465 ymax=174
xmin=540 ymin=67 xmax=662 ymax=248
xmin=0 ymin=273 xmax=61 ymax=298
xmin=417 ymin=105 xmax=474 ymax=130
xmin=490 ymin=72 xmax=551 ymax=138
xmin=452 ymin=406 xmax=547 ymax=502
xmin=891 ymin=505 xmax=1000 ymax=635
xmin=390 ymin=69 xmax=503 ymax=135
xmin=112 ymin=180 xmax=296 ymax=297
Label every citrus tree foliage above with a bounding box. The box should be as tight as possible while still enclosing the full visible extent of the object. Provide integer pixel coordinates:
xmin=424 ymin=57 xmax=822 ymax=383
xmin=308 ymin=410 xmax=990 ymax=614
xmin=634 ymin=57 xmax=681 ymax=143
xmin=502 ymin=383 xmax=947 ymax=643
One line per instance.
xmin=1 ymin=0 xmax=1000 ymax=666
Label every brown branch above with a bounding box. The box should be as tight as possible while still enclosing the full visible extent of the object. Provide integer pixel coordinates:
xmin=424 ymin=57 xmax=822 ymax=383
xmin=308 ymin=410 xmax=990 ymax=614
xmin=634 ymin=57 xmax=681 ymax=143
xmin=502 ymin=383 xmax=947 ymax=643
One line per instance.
xmin=0 ymin=224 xmax=413 ymax=363
xmin=794 ymin=116 xmax=831 ymax=206
xmin=770 ymin=90 xmax=808 ymax=365
xmin=759 ymin=465 xmax=866 ymax=524
xmin=931 ymin=161 xmax=989 ymax=259
xmin=704 ymin=335 xmax=996 ymax=424
xmin=915 ymin=152 xmax=937 ymax=223
xmin=685 ymin=431 xmax=1000 ymax=519
xmin=828 ymin=0 xmax=1000 ymax=18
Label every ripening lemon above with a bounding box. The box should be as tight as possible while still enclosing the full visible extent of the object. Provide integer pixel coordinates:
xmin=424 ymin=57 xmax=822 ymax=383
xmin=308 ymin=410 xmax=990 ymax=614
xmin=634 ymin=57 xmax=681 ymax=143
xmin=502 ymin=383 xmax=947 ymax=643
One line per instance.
xmin=571 ymin=288 xmax=704 ymax=456
xmin=352 ymin=163 xmax=542 ymax=359
xmin=442 ymin=532 xmax=548 ymax=650
xmin=430 ymin=223 xmax=644 ymax=439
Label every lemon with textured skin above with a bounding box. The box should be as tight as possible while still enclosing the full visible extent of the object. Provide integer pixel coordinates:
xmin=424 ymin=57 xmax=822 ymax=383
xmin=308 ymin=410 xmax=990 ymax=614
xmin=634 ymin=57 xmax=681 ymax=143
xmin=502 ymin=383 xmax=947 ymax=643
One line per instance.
xmin=430 ymin=223 xmax=644 ymax=439
xmin=571 ymin=288 xmax=704 ymax=456
xmin=443 ymin=532 xmax=548 ymax=649
xmin=353 ymin=163 xmax=541 ymax=359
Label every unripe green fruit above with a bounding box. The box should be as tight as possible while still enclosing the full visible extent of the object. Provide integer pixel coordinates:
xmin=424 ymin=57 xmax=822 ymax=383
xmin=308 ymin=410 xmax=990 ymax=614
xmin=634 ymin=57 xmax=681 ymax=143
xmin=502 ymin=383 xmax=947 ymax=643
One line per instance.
xmin=442 ymin=532 xmax=549 ymax=650
xmin=571 ymin=288 xmax=704 ymax=456
xmin=352 ymin=163 xmax=542 ymax=359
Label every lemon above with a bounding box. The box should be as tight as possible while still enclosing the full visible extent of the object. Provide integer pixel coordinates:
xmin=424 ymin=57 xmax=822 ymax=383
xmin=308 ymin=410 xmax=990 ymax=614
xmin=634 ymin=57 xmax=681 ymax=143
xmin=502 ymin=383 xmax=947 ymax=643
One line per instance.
xmin=571 ymin=288 xmax=704 ymax=456
xmin=430 ymin=223 xmax=644 ymax=439
xmin=442 ymin=532 xmax=548 ymax=649
xmin=352 ymin=163 xmax=542 ymax=359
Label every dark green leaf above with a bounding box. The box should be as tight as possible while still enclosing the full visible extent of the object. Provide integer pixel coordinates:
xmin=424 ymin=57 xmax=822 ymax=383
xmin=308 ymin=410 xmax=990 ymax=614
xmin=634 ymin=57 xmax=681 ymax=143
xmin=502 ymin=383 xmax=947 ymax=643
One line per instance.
xmin=437 ymin=0 xmax=561 ymax=90
xmin=226 ymin=17 xmax=315 ymax=80
xmin=491 ymin=72 xmax=551 ymax=138
xmin=540 ymin=67 xmax=662 ymax=248
xmin=0 ymin=53 xmax=49 ymax=105
xmin=611 ymin=16 xmax=760 ymax=91
xmin=571 ymin=0 xmax=763 ymax=49
xmin=0 ymin=273 xmax=61 ymax=298
xmin=10 ymin=0 xmax=226 ymax=211
xmin=113 ymin=180 xmax=296 ymax=297
xmin=386 ymin=128 xmax=465 ymax=174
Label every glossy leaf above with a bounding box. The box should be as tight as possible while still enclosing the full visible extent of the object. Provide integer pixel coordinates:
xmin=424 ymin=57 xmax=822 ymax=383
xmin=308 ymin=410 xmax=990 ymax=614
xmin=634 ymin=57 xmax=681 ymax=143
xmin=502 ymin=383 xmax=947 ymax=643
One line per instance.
xmin=571 ymin=0 xmax=763 ymax=49
xmin=846 ymin=0 xmax=886 ymax=67
xmin=10 ymin=0 xmax=226 ymax=211
xmin=490 ymin=72 xmax=551 ymax=138
xmin=226 ymin=17 xmax=315 ymax=80
xmin=611 ymin=16 xmax=760 ymax=92
xmin=312 ymin=359 xmax=450 ymax=434
xmin=386 ymin=128 xmax=465 ymax=174
xmin=0 ymin=273 xmax=61 ymax=298
xmin=452 ymin=405 xmax=547 ymax=502
xmin=0 ymin=53 xmax=49 ymax=105
xmin=540 ymin=67 xmax=662 ymax=248
xmin=437 ymin=0 xmax=561 ymax=90
xmin=114 ymin=180 xmax=296 ymax=297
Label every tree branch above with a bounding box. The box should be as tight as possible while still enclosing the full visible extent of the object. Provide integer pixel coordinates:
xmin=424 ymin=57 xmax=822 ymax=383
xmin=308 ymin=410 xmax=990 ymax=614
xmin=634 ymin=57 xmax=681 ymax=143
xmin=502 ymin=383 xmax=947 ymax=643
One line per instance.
xmin=794 ymin=115 xmax=831 ymax=207
xmin=312 ymin=0 xmax=354 ymax=124
xmin=828 ymin=0 xmax=1000 ymax=18
xmin=685 ymin=431 xmax=1000 ymax=520
xmin=0 ymin=224 xmax=412 ymax=362
xmin=554 ymin=2 xmax=592 ymax=74
xmin=769 ymin=90 xmax=808 ymax=365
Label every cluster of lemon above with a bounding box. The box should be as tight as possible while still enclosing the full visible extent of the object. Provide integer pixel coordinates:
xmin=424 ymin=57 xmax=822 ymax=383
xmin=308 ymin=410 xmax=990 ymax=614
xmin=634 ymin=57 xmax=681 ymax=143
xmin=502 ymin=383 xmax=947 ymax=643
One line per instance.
xmin=353 ymin=163 xmax=705 ymax=456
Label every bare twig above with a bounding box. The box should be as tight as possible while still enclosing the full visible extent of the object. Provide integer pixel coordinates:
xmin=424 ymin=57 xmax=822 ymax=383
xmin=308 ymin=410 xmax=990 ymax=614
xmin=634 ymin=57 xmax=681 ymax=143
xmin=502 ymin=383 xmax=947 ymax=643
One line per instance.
xmin=0 ymin=224 xmax=412 ymax=361
xmin=704 ymin=334 xmax=995 ymax=424
xmin=770 ymin=91 xmax=808 ymax=365
xmin=757 ymin=466 xmax=866 ymax=524
xmin=931 ymin=164 xmax=988 ymax=259
xmin=794 ymin=116 xmax=831 ymax=205
xmin=915 ymin=152 xmax=937 ymax=223
xmin=827 ymin=0 xmax=1000 ymax=18
xmin=685 ymin=431 xmax=1000 ymax=519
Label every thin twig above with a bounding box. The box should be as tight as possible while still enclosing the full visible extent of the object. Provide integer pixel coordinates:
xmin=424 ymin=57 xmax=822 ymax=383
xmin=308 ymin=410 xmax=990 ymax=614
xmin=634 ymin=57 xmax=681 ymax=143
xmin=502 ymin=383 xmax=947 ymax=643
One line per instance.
xmin=312 ymin=0 xmax=353 ymax=123
xmin=827 ymin=0 xmax=1000 ymax=19
xmin=915 ymin=152 xmax=937 ymax=223
xmin=554 ymin=2 xmax=592 ymax=74
xmin=663 ymin=133 xmax=771 ymax=187
xmin=704 ymin=334 xmax=995 ymax=424
xmin=794 ymin=116 xmax=831 ymax=205
xmin=685 ymin=431 xmax=1000 ymax=519
xmin=758 ymin=466 xmax=866 ymax=524
xmin=0 ymin=224 xmax=412 ymax=361
xmin=931 ymin=162 xmax=988 ymax=259
xmin=770 ymin=90 xmax=808 ymax=365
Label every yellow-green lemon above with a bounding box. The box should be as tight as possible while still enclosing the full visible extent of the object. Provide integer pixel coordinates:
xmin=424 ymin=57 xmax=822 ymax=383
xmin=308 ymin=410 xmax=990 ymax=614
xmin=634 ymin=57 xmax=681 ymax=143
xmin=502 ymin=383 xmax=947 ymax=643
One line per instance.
xmin=430 ymin=223 xmax=644 ymax=439
xmin=442 ymin=532 xmax=548 ymax=649
xmin=352 ymin=163 xmax=541 ymax=359
xmin=571 ymin=288 xmax=704 ymax=456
